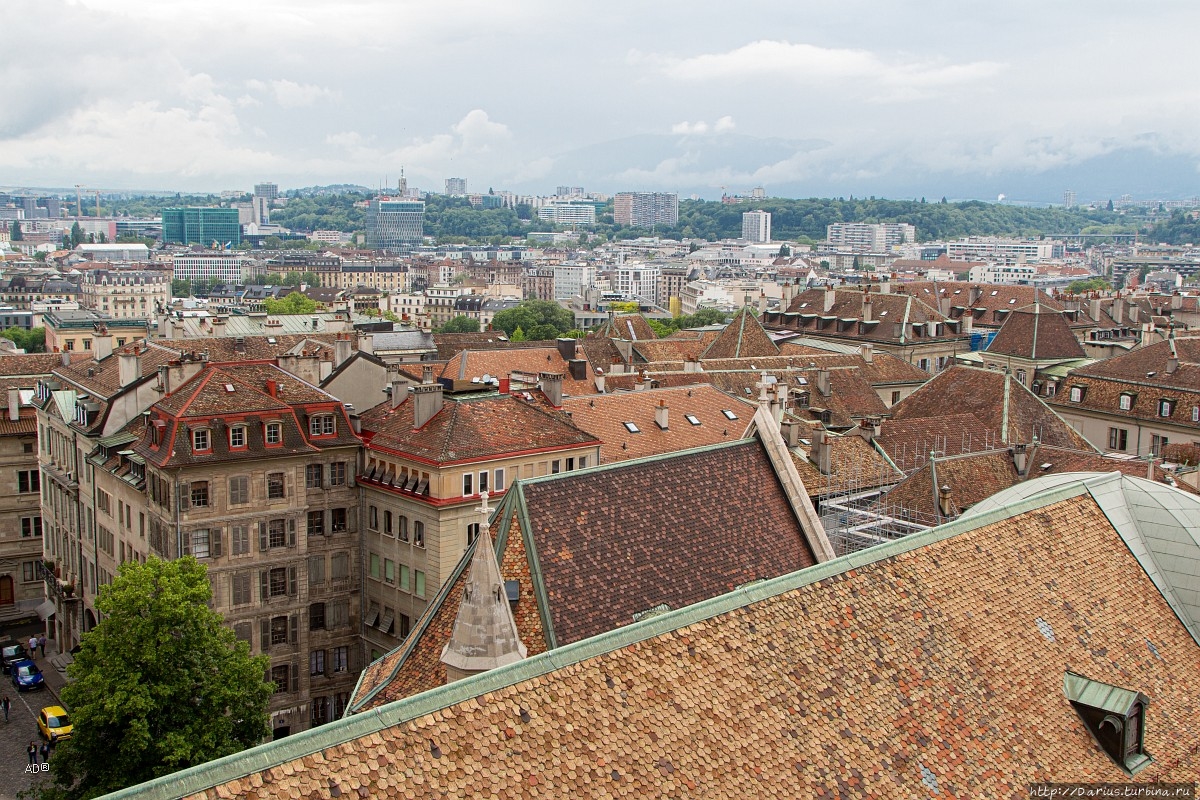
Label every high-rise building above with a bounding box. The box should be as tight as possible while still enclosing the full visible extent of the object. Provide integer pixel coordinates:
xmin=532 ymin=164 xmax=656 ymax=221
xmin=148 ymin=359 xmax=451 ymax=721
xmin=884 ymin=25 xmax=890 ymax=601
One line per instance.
xmin=613 ymin=192 xmax=678 ymax=228
xmin=254 ymin=182 xmax=279 ymax=202
xmin=826 ymin=222 xmax=914 ymax=252
xmin=556 ymin=186 xmax=585 ymax=198
xmin=161 ymin=208 xmax=242 ymax=246
xmin=742 ymin=210 xmax=772 ymax=243
xmin=537 ymin=201 xmax=599 ymax=225
xmin=444 ymin=178 xmax=467 ymax=197
xmin=253 ymin=182 xmax=278 ymax=225
xmin=365 ymin=198 xmax=425 ymax=250
xmin=615 ymin=263 xmax=662 ymax=305
xmin=1063 ymin=190 xmax=1076 ymax=209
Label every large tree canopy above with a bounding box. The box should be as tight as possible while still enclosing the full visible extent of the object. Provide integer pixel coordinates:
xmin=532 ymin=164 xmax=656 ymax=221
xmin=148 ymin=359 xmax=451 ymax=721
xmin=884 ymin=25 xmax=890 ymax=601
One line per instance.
xmin=263 ymin=291 xmax=318 ymax=315
xmin=35 ymin=558 xmax=272 ymax=799
xmin=489 ymin=300 xmax=575 ymax=339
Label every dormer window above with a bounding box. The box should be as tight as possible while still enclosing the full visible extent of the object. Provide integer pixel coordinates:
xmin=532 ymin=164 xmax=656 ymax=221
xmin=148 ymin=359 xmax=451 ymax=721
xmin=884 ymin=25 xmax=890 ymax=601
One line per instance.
xmin=192 ymin=428 xmax=210 ymax=453
xmin=309 ymin=414 xmax=335 ymax=437
xmin=265 ymin=421 xmax=282 ymax=445
xmin=1158 ymin=399 xmax=1175 ymax=418
xmin=1118 ymin=394 xmax=1134 ymax=411
xmin=229 ymin=425 xmax=247 ymax=449
xmin=1064 ymin=671 xmax=1152 ymax=775
xmin=1069 ymin=386 xmax=1085 ymax=403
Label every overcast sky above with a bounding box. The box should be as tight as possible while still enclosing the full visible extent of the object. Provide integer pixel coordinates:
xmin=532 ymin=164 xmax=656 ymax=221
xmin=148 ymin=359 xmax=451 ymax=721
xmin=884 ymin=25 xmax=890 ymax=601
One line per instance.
xmin=4 ymin=0 xmax=1200 ymax=201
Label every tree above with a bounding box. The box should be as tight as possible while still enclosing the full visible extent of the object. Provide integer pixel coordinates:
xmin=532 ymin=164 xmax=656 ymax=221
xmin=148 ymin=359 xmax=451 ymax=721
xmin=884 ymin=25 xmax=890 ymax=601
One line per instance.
xmin=1107 ymin=199 xmax=1115 ymax=212
xmin=1067 ymin=277 xmax=1112 ymax=294
xmin=263 ymin=291 xmax=318 ymax=315
xmin=777 ymin=244 xmax=791 ymax=257
xmin=70 ymin=223 xmax=85 ymax=248
xmin=32 ymin=558 xmax=271 ymax=799
xmin=439 ymin=315 xmax=480 ymax=333
xmin=490 ymin=300 xmax=575 ymax=338
xmin=510 ymin=325 xmax=527 ymax=342
xmin=0 ymin=327 xmax=45 ymax=353
xmin=170 ymin=279 xmax=190 ymax=297
xmin=609 ymin=301 xmax=640 ymax=313
xmin=10 ymin=221 xmax=22 ymax=241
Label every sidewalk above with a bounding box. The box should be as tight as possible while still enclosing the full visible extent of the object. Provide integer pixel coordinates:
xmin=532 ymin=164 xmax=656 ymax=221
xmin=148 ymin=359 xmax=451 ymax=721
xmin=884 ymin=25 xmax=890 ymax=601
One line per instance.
xmin=28 ymin=640 xmax=70 ymax=707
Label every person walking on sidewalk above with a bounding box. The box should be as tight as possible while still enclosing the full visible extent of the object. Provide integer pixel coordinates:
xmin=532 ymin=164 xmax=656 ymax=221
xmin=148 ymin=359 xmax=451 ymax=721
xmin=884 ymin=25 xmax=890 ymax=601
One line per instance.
xmin=37 ymin=635 xmax=46 ymax=658
xmin=1 ymin=694 xmax=9 ymax=722
xmin=39 ymin=742 xmax=49 ymax=764
xmin=27 ymin=742 xmax=36 ymax=765
xmin=28 ymin=635 xmax=37 ymax=657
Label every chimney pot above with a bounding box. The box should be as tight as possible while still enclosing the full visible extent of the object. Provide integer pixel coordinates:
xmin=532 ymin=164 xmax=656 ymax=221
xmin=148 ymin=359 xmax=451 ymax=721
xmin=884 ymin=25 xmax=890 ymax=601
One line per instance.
xmin=538 ymin=372 xmax=564 ymax=407
xmin=412 ymin=381 xmax=444 ymax=428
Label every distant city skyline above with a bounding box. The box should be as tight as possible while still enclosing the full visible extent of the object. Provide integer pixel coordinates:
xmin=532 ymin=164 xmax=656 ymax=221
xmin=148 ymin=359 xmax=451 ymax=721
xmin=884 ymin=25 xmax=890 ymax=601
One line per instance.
xmin=5 ymin=1 xmax=1200 ymax=203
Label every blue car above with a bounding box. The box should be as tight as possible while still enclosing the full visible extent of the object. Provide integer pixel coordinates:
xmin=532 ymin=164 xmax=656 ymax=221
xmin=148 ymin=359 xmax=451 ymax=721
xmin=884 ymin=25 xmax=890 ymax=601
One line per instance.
xmin=10 ymin=659 xmax=43 ymax=691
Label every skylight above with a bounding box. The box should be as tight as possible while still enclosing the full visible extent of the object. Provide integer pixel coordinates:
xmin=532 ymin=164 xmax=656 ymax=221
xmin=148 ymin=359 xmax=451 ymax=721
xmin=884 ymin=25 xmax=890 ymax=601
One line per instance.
xmin=991 ymin=290 xmax=999 ymax=296
xmin=623 ymin=421 xmax=641 ymax=433
xmin=224 ymin=384 xmax=235 ymax=393
xmin=1009 ymin=298 xmax=1016 ymax=304
xmin=721 ymin=409 xmax=738 ymax=420
xmin=685 ymin=414 xmax=701 ymax=426
xmin=797 ymin=376 xmax=808 ymax=385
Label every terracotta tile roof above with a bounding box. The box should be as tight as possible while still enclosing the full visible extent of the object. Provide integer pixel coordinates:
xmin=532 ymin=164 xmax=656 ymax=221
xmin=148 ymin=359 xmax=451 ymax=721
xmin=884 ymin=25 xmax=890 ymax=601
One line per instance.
xmin=351 ymin=436 xmax=821 ymax=711
xmin=878 ymin=366 xmax=1094 ymax=470
xmin=903 ymin=280 xmax=1064 ymax=325
xmin=986 ymin=302 xmax=1087 ymax=360
xmin=440 ymin=347 xmax=596 ymax=396
xmin=594 ymin=314 xmax=658 ymax=342
xmin=0 ymin=353 xmax=65 ymax=377
xmin=0 ymin=407 xmax=38 ymax=436
xmin=699 ymin=307 xmax=780 ymax=359
xmin=790 ymin=430 xmax=902 ymax=497
xmin=153 ymin=490 xmax=1200 ymax=798
xmin=629 ymin=336 xmax=710 ymax=363
xmin=558 ymin=385 xmax=756 ymax=462
xmin=361 ymin=393 xmax=599 ymax=465
xmin=432 ymin=332 xmax=552 ymax=360
xmin=771 ymin=286 xmax=964 ymax=345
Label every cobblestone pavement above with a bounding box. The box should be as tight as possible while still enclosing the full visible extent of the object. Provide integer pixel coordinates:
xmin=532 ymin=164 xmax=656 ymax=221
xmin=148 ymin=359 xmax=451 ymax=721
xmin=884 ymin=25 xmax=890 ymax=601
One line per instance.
xmin=0 ymin=622 xmax=68 ymax=800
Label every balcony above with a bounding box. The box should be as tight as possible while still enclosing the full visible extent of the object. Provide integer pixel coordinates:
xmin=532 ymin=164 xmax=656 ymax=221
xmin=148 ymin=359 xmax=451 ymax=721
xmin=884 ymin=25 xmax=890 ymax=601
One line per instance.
xmin=39 ymin=562 xmax=78 ymax=604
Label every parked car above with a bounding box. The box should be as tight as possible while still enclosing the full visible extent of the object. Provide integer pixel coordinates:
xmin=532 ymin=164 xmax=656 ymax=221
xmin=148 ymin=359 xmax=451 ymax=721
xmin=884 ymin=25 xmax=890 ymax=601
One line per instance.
xmin=1 ymin=643 xmax=26 ymax=674
xmin=37 ymin=706 xmax=72 ymax=742
xmin=10 ymin=659 xmax=43 ymax=691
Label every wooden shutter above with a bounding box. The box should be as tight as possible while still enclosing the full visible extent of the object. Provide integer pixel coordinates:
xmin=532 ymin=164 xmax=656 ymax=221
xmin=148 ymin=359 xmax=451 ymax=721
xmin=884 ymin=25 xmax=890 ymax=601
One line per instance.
xmin=179 ymin=484 xmax=190 ymax=511
xmin=291 ymin=662 xmax=299 ymax=691
xmin=258 ymin=522 xmax=268 ymax=551
xmin=323 ymin=648 xmax=331 ymax=676
xmin=211 ymin=529 xmax=223 ymax=558
xmin=289 ymin=613 xmax=298 ymax=644
xmin=287 ymin=519 xmax=296 ymax=547
xmin=181 ymin=531 xmax=191 ymax=556
xmin=288 ymin=566 xmax=298 ymax=596
xmin=259 ymin=618 xmax=270 ymax=652
xmin=259 ymin=570 xmax=268 ymax=600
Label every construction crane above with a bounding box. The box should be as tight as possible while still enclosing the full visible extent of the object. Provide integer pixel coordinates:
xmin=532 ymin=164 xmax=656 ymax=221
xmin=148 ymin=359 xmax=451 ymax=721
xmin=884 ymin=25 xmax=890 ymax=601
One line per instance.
xmin=94 ymin=191 xmax=101 ymax=218
xmin=74 ymin=185 xmax=84 ymax=219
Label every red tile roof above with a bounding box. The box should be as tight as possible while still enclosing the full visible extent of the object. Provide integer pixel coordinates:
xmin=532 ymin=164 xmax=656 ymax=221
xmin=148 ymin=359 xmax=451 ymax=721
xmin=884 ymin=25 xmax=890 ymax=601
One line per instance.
xmin=986 ymin=302 xmax=1087 ymax=360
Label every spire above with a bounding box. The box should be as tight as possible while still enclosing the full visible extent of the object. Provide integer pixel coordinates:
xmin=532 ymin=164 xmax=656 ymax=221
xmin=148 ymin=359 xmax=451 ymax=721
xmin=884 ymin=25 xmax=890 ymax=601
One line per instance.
xmin=441 ymin=492 xmax=527 ymax=683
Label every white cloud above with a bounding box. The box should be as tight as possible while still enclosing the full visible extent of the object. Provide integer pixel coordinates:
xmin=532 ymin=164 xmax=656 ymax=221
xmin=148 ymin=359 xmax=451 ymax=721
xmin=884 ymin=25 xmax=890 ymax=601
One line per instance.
xmin=245 ymin=78 xmax=337 ymax=108
xmin=671 ymin=121 xmax=708 ymax=135
xmin=713 ymin=116 xmax=735 ymax=133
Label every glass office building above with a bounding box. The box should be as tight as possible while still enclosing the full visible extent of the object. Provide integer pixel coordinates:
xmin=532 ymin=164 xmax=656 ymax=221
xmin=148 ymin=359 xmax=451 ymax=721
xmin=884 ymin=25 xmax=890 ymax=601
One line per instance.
xmin=365 ymin=198 xmax=425 ymax=250
xmin=160 ymin=208 xmax=242 ymax=246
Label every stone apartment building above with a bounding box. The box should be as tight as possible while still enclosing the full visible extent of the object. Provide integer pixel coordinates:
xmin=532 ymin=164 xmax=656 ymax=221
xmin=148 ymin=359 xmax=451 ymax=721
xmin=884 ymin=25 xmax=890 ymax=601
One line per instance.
xmin=355 ymin=369 xmax=600 ymax=661
xmin=79 ymin=269 xmax=171 ymax=320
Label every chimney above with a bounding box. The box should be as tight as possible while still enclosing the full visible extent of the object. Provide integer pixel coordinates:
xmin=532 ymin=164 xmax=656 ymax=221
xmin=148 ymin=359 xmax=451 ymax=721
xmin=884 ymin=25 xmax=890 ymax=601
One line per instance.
xmin=421 ymin=364 xmax=434 ymax=385
xmin=856 ymin=417 xmax=874 ymax=443
xmin=538 ymin=372 xmax=564 ymax=407
xmin=970 ymin=286 xmax=984 ymax=305
xmin=1012 ymin=443 xmax=1028 ymax=476
xmin=758 ymin=292 xmax=769 ymax=313
xmin=655 ymin=399 xmax=668 ymax=430
xmin=358 ymin=332 xmax=374 ymax=355
xmin=555 ymin=337 xmax=576 ymax=362
xmin=498 ymin=376 xmax=510 ymax=394
xmin=683 ymin=357 xmax=701 ymax=374
xmin=567 ymin=359 xmax=587 ymax=381
xmin=614 ymin=338 xmax=633 ymax=364
xmin=118 ymin=348 xmax=141 ymax=387
xmin=350 ymin=413 xmax=362 ymax=435
xmin=1129 ymin=303 xmax=1140 ymax=323
xmin=389 ymin=375 xmax=410 ymax=409
xmin=810 ymin=429 xmax=832 ymax=475
xmin=862 ymin=293 xmax=873 ymax=322
xmin=860 ymin=343 xmax=873 ymax=363
xmin=334 ymin=334 xmax=352 ymax=368
xmin=594 ymin=373 xmax=605 ymax=393
xmin=877 ymin=277 xmax=891 ymax=294
xmin=962 ymin=310 xmax=973 ymax=335
xmin=1089 ymin=298 xmax=1101 ymax=321
xmin=412 ymin=382 xmax=444 ymax=428
xmin=868 ymin=415 xmax=882 ymax=439
xmin=212 ymin=315 xmax=227 ymax=334
xmin=815 ymin=368 xmax=831 ymax=398
xmin=264 ymin=378 xmax=278 ymax=398
xmin=781 ymin=418 xmax=802 ymax=448
xmin=91 ymin=326 xmax=113 ymax=361
xmin=60 ymin=351 xmax=71 ymax=367
xmin=823 ymin=285 xmax=836 ymax=313
xmin=1167 ymin=355 xmax=1179 ymax=374
xmin=938 ymin=485 xmax=954 ymax=518
xmin=7 ymin=388 xmax=19 ymax=422
xmin=1113 ymin=299 xmax=1124 ymax=324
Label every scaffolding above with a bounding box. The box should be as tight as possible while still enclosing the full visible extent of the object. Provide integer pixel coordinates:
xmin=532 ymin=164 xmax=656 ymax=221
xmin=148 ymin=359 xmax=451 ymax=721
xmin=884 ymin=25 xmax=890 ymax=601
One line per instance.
xmin=815 ymin=452 xmax=939 ymax=557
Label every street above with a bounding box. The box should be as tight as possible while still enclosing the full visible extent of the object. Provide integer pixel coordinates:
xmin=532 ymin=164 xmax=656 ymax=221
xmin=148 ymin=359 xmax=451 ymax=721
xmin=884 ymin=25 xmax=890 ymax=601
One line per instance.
xmin=0 ymin=621 xmax=67 ymax=800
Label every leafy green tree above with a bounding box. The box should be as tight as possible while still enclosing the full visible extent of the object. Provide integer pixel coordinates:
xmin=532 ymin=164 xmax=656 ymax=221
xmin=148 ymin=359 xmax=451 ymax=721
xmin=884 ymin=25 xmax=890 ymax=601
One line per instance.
xmin=262 ymin=235 xmax=284 ymax=249
xmin=439 ymin=315 xmax=480 ymax=333
xmin=490 ymin=300 xmax=575 ymax=337
xmin=510 ymin=325 xmax=527 ymax=342
xmin=778 ymin=244 xmax=790 ymax=257
xmin=0 ymin=327 xmax=46 ymax=352
xmin=1067 ymin=277 xmax=1112 ymax=294
xmin=32 ymin=558 xmax=271 ymax=799
xmin=170 ymin=279 xmax=190 ymax=297
xmin=263 ymin=291 xmax=318 ymax=315
xmin=10 ymin=221 xmax=22 ymax=241
xmin=70 ymin=223 xmax=85 ymax=248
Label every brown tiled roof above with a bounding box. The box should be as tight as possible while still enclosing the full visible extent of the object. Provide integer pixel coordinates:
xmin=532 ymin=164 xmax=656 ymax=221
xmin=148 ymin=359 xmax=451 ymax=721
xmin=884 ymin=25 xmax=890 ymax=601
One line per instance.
xmin=432 ymin=332 xmax=552 ymax=360
xmin=987 ymin=302 xmax=1087 ymax=360
xmin=440 ymin=348 xmax=596 ymax=396
xmin=772 ymin=286 xmax=963 ymax=345
xmin=351 ymin=436 xmax=820 ymax=710
xmin=905 ymin=280 xmax=1063 ymax=325
xmin=699 ymin=307 xmax=780 ymax=359
xmin=629 ymin=335 xmax=710 ymax=363
xmin=790 ymin=431 xmax=902 ymax=497
xmin=558 ymin=385 xmax=756 ymax=462
xmin=0 ymin=407 xmax=38 ymax=436
xmin=168 ymin=491 xmax=1200 ymax=798
xmin=595 ymin=314 xmax=658 ymax=342
xmin=0 ymin=353 xmax=65 ymax=377
xmin=361 ymin=393 xmax=599 ymax=465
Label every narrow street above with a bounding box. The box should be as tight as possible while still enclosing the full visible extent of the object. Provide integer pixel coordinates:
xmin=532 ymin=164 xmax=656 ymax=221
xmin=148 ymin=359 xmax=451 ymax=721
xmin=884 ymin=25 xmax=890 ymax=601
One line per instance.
xmin=0 ymin=622 xmax=69 ymax=800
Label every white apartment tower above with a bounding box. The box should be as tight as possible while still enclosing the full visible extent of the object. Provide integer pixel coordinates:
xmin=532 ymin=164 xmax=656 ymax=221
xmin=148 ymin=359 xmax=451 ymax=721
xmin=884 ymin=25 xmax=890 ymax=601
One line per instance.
xmin=826 ymin=222 xmax=915 ymax=252
xmin=742 ymin=210 xmax=771 ymax=243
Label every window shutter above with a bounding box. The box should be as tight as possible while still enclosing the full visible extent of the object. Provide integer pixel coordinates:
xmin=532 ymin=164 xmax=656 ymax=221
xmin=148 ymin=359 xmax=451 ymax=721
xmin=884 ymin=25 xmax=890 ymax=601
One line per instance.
xmin=259 ymin=570 xmax=268 ymax=600
xmin=211 ymin=529 xmax=223 ymax=558
xmin=259 ymin=618 xmax=270 ymax=652
xmin=288 ymin=566 xmax=297 ymax=596
xmin=288 ymin=519 xmax=296 ymax=547
xmin=323 ymin=648 xmax=331 ymax=676
xmin=181 ymin=532 xmax=191 ymax=556
xmin=291 ymin=662 xmax=299 ymax=689
xmin=179 ymin=485 xmax=190 ymax=511
xmin=258 ymin=522 xmax=268 ymax=551
xmin=290 ymin=613 xmax=298 ymax=644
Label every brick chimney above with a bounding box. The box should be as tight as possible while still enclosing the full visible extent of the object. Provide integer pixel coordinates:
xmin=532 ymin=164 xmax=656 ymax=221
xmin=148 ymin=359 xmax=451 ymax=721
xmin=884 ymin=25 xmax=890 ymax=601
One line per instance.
xmin=654 ymin=399 xmax=668 ymax=430
xmin=91 ymin=325 xmax=113 ymax=361
xmin=334 ymin=333 xmax=352 ymax=368
xmin=118 ymin=347 xmax=141 ymax=387
xmin=938 ymin=485 xmax=954 ymax=518
xmin=823 ymin=285 xmax=837 ymax=313
xmin=412 ymin=382 xmax=444 ymax=428
xmin=538 ymin=372 xmax=563 ymax=407
xmin=810 ymin=428 xmax=833 ymax=475
xmin=1012 ymin=442 xmax=1028 ymax=476
xmin=862 ymin=291 xmax=873 ymax=322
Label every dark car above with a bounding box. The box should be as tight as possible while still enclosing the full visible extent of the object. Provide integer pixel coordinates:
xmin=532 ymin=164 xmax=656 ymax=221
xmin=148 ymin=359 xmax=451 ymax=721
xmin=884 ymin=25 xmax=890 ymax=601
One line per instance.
xmin=1 ymin=644 xmax=26 ymax=674
xmin=10 ymin=659 xmax=43 ymax=691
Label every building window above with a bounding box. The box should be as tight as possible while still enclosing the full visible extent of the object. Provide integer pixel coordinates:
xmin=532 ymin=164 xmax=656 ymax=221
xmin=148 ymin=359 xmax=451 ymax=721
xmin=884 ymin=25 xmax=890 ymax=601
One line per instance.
xmin=309 ymin=554 xmax=325 ymax=586
xmin=1108 ymin=428 xmax=1128 ymax=452
xmin=494 ymin=468 xmax=505 ymax=492
xmin=231 ymin=525 xmax=250 ymax=555
xmin=384 ymin=559 xmax=395 ymax=584
xmin=400 ymin=564 xmax=410 ymax=592
xmin=310 ymin=649 xmax=325 ymax=676
xmin=478 ymin=470 xmax=489 ymax=493
xmin=267 ymin=472 xmax=285 ymax=500
xmin=270 ymin=664 xmax=289 ymax=693
xmin=22 ymin=562 xmax=36 ymax=582
xmin=231 ymin=572 xmax=251 ymax=606
xmin=398 ymin=515 xmax=409 ymax=542
xmin=329 ymin=462 xmax=346 ymax=486
xmin=1119 ymin=394 xmax=1133 ymax=411
xmin=265 ymin=519 xmax=289 ymax=548
xmin=1151 ymin=434 xmax=1169 ymax=457
xmin=330 ymin=508 xmax=347 ymax=533
xmin=306 ymin=464 xmax=323 ymax=489
xmin=190 ymin=481 xmax=209 ymax=508
xmin=368 ymin=505 xmax=378 ymax=530
xmin=311 ymin=696 xmax=329 ymax=726
xmin=189 ymin=529 xmax=211 ymax=559
xmin=309 ymin=415 xmax=335 ymax=436
xmin=413 ymin=521 xmax=425 ymax=548
xmin=384 ymin=510 xmax=393 ymax=536
xmin=369 ymin=553 xmax=381 ymax=579
xmin=265 ymin=422 xmax=282 ymax=445
xmin=229 ymin=476 xmax=249 ymax=505
xmin=551 ymin=460 xmax=561 ymax=474
xmin=17 ymin=470 xmax=39 ymax=494
xmin=192 ymin=428 xmax=210 ymax=452
xmin=270 ymin=615 xmax=289 ymax=645
xmin=467 ymin=523 xmax=480 ymax=545
xmin=265 ymin=567 xmax=292 ymax=598
xmin=229 ymin=425 xmax=247 ymax=448
xmin=20 ymin=517 xmax=42 ymax=538
xmin=307 ymin=510 xmax=325 ymax=537
xmin=331 ymin=552 xmax=350 ymax=580
xmin=309 ymin=602 xmax=325 ymax=630
xmin=1159 ymin=399 xmax=1175 ymax=418
xmin=1069 ymin=386 xmax=1084 ymax=402
xmin=463 ymin=472 xmax=473 ymax=496
xmin=415 ymin=570 xmax=426 ymax=598
xmin=332 ymin=646 xmax=349 ymax=673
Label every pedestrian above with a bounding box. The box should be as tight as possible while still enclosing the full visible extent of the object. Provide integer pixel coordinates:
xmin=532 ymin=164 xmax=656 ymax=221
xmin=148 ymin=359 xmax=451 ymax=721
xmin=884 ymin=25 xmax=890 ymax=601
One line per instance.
xmin=37 ymin=635 xmax=46 ymax=658
xmin=27 ymin=742 xmax=36 ymax=765
xmin=1 ymin=694 xmax=9 ymax=722
xmin=27 ymin=635 xmax=37 ymax=656
xmin=39 ymin=742 xmax=49 ymax=763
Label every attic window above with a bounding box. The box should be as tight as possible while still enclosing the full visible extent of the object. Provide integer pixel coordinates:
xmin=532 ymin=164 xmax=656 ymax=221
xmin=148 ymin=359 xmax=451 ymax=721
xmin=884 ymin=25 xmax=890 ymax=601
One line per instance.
xmin=1063 ymin=671 xmax=1152 ymax=775
xmin=1158 ymin=399 xmax=1175 ymax=418
xmin=796 ymin=376 xmax=808 ymax=385
xmin=991 ymin=290 xmax=999 ymax=296
xmin=224 ymin=384 xmax=235 ymax=393
xmin=1118 ymin=393 xmax=1134 ymax=411
xmin=878 ymin=310 xmax=888 ymax=316
xmin=721 ymin=409 xmax=738 ymax=420
xmin=1008 ymin=298 xmax=1016 ymax=304
xmin=1069 ymin=386 xmax=1086 ymax=403
xmin=623 ymin=421 xmax=641 ymax=433
xmin=685 ymin=414 xmax=701 ymax=426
